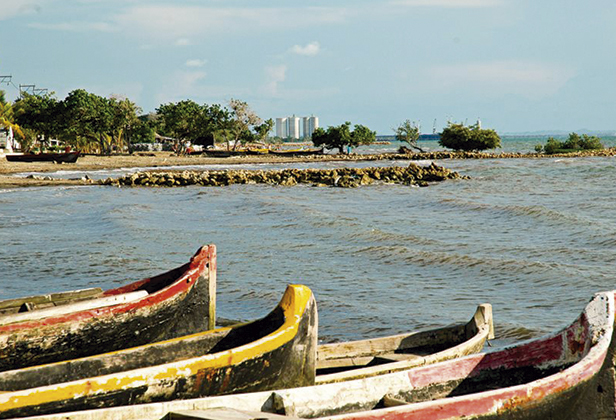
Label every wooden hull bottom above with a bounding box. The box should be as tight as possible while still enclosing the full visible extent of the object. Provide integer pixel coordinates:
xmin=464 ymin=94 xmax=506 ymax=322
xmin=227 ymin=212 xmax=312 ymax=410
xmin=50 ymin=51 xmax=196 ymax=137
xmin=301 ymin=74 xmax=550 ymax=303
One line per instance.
xmin=5 ymin=152 xmax=80 ymax=163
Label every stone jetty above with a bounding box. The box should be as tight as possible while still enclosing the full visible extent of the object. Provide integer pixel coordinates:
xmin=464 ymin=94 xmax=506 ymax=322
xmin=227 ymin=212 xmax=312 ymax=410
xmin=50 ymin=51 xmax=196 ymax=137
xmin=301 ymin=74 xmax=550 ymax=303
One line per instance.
xmin=100 ymin=162 xmax=466 ymax=188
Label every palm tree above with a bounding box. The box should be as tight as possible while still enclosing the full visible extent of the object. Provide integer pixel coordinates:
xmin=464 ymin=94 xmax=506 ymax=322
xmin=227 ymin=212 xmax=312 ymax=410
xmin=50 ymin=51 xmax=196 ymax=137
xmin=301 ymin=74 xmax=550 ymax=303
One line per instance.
xmin=0 ymin=90 xmax=25 ymax=140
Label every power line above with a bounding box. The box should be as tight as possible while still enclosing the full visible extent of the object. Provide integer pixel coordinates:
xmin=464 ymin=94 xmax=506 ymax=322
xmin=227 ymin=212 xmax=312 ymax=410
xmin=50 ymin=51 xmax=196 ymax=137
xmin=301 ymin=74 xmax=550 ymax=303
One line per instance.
xmin=19 ymin=84 xmax=36 ymax=97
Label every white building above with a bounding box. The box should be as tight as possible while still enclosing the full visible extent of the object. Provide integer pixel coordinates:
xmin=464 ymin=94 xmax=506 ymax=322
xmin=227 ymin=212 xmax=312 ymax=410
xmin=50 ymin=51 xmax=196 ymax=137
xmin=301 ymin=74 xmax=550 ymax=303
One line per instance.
xmin=287 ymin=116 xmax=301 ymax=139
xmin=276 ymin=115 xmax=319 ymax=140
xmin=275 ymin=117 xmax=288 ymax=138
xmin=0 ymin=126 xmax=19 ymax=153
xmin=303 ymin=116 xmax=319 ymax=138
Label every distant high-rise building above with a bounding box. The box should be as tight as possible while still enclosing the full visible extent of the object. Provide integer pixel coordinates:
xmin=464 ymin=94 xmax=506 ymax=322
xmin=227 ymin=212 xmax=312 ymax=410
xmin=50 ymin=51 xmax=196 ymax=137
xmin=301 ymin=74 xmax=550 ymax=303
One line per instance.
xmin=303 ymin=116 xmax=319 ymax=138
xmin=288 ymin=115 xmax=301 ymax=140
xmin=276 ymin=114 xmax=319 ymax=139
xmin=275 ymin=117 xmax=288 ymax=138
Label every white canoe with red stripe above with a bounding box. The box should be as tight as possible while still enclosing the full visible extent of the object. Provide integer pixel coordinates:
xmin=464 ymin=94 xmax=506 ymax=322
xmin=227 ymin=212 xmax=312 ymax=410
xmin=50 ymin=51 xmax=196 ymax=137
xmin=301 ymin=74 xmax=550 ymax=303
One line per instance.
xmin=0 ymin=245 xmax=216 ymax=372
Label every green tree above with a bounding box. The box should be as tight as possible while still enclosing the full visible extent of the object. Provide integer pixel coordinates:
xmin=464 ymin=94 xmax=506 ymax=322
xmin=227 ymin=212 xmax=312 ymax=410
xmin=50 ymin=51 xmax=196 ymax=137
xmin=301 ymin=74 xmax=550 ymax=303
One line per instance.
xmin=439 ymin=122 xmax=501 ymax=151
xmin=59 ymin=89 xmax=116 ymax=153
xmin=311 ymin=122 xmax=376 ymax=154
xmin=393 ymin=119 xmax=424 ymax=152
xmin=202 ymin=104 xmax=232 ymax=146
xmin=254 ymin=118 xmax=274 ymax=144
xmin=131 ymin=114 xmax=157 ymax=145
xmin=156 ymin=100 xmax=232 ymax=152
xmin=0 ymin=90 xmax=24 ymax=140
xmin=109 ymin=96 xmax=141 ymax=152
xmin=156 ymin=100 xmax=202 ymax=151
xmin=13 ymin=92 xmax=61 ymax=145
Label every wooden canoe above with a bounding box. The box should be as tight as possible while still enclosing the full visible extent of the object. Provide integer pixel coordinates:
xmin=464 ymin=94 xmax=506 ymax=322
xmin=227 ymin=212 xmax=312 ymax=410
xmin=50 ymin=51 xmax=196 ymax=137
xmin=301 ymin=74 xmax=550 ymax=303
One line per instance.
xmin=316 ymin=304 xmax=494 ymax=384
xmin=0 ymin=245 xmax=216 ymax=372
xmin=5 ymin=151 xmax=80 ymax=163
xmin=31 ymin=291 xmax=616 ymax=420
xmin=0 ymin=284 xmax=317 ymax=419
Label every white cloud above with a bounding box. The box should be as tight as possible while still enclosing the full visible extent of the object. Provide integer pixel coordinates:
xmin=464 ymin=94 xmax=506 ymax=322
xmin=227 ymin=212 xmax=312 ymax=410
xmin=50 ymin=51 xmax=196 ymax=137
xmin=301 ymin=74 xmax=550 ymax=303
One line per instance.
xmin=263 ymin=65 xmax=287 ymax=96
xmin=28 ymin=21 xmax=117 ymax=32
xmin=426 ymin=60 xmax=576 ymax=99
xmin=179 ymin=70 xmax=207 ymax=87
xmin=290 ymin=42 xmax=321 ymax=56
xmin=155 ymin=73 xmax=250 ymax=107
xmin=185 ymin=59 xmax=207 ymax=68
xmin=175 ymin=38 xmax=191 ymax=46
xmin=113 ymin=6 xmax=349 ymax=41
xmin=0 ymin=0 xmax=43 ymax=20
xmin=390 ymin=0 xmax=502 ymax=7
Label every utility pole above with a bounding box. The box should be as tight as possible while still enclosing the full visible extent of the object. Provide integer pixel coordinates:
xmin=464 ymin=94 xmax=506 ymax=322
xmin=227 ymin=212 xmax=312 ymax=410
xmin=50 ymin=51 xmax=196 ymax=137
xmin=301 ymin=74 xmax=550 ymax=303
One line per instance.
xmin=19 ymin=84 xmax=36 ymax=97
xmin=0 ymin=75 xmax=11 ymax=85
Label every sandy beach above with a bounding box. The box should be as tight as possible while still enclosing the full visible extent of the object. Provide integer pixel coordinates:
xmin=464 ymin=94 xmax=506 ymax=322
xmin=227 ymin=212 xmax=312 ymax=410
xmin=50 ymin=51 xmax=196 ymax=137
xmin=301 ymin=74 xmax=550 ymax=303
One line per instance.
xmin=0 ymin=152 xmax=341 ymax=188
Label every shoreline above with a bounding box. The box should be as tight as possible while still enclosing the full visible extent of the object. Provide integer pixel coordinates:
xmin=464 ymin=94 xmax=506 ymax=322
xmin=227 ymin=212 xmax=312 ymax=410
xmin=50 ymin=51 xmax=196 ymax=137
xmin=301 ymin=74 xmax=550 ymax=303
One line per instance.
xmin=1 ymin=148 xmax=615 ymax=188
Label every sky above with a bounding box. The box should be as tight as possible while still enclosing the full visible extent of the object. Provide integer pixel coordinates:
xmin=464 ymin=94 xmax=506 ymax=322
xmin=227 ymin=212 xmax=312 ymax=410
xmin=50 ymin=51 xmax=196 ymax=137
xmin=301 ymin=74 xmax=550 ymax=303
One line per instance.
xmin=1 ymin=0 xmax=615 ymax=134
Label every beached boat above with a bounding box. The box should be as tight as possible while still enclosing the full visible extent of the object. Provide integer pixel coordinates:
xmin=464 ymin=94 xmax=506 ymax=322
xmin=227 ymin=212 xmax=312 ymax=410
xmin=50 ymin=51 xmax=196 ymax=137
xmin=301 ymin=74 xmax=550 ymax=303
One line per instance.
xmin=0 ymin=245 xmax=217 ymax=372
xmin=316 ymin=303 xmax=494 ymax=384
xmin=5 ymin=151 xmax=80 ymax=163
xmin=31 ymin=291 xmax=616 ymax=420
xmin=270 ymin=148 xmax=324 ymax=157
xmin=0 ymin=284 xmax=317 ymax=419
xmin=203 ymin=149 xmax=269 ymax=158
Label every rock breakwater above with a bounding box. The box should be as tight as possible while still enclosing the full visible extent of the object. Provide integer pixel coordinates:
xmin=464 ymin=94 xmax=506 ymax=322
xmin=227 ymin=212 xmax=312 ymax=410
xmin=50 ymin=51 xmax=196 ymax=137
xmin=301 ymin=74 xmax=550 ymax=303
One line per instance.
xmin=101 ymin=162 xmax=465 ymax=188
xmin=364 ymin=148 xmax=616 ymax=161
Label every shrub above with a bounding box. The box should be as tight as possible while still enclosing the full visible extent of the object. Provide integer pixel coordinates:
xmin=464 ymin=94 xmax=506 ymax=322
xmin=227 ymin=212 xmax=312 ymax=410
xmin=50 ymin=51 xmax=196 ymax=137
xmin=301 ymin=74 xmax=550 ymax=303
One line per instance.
xmin=541 ymin=133 xmax=604 ymax=155
xmin=439 ymin=123 xmax=501 ymax=151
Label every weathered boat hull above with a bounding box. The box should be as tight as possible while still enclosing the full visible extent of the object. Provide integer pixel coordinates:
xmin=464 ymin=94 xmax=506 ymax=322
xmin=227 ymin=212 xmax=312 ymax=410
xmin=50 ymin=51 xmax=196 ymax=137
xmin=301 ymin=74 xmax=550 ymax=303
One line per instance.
xmin=316 ymin=304 xmax=494 ymax=384
xmin=0 ymin=284 xmax=317 ymax=419
xmin=5 ymin=151 xmax=80 ymax=163
xmin=29 ymin=291 xmax=616 ymax=420
xmin=0 ymin=245 xmax=216 ymax=372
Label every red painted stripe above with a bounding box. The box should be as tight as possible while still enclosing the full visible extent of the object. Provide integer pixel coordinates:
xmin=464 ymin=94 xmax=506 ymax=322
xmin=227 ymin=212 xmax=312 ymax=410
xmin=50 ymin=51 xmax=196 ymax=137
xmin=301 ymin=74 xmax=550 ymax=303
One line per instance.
xmin=407 ymin=332 xmax=566 ymax=388
xmin=341 ymin=346 xmax=607 ymax=420
xmin=0 ymin=246 xmax=212 ymax=332
xmin=338 ymin=292 xmax=614 ymax=420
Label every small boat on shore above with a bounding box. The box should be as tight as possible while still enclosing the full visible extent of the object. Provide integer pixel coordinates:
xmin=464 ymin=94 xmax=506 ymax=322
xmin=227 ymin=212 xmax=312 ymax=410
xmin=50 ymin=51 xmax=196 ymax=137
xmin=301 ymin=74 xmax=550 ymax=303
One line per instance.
xmin=202 ymin=149 xmax=270 ymax=157
xmin=316 ymin=303 xmax=493 ymax=384
xmin=0 ymin=245 xmax=217 ymax=372
xmin=5 ymin=151 xmax=80 ymax=163
xmin=270 ymin=148 xmax=324 ymax=157
xmin=31 ymin=290 xmax=616 ymax=420
xmin=0 ymin=284 xmax=317 ymax=419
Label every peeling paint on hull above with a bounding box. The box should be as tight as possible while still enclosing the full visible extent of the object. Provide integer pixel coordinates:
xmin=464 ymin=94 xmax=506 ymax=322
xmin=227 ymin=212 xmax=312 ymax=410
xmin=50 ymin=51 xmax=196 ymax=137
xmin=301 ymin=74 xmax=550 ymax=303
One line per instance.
xmin=316 ymin=304 xmax=494 ymax=384
xmin=26 ymin=291 xmax=615 ymax=420
xmin=0 ymin=245 xmax=216 ymax=372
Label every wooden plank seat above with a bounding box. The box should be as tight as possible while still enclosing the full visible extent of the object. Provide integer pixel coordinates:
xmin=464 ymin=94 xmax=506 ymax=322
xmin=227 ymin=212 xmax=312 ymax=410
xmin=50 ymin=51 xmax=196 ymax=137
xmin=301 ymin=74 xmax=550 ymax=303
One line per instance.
xmin=0 ymin=290 xmax=149 ymax=324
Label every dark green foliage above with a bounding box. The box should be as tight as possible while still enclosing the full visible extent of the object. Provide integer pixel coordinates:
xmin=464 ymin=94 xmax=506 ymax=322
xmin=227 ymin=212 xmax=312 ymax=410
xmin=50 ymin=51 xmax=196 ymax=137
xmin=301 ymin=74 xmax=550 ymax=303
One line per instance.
xmin=254 ymin=119 xmax=274 ymax=143
xmin=311 ymin=121 xmax=376 ymax=154
xmin=156 ymin=100 xmax=233 ymax=152
xmin=538 ymin=133 xmax=604 ymax=154
xmin=131 ymin=115 xmax=157 ymax=144
xmin=393 ymin=119 xmax=424 ymax=152
xmin=439 ymin=123 xmax=501 ymax=151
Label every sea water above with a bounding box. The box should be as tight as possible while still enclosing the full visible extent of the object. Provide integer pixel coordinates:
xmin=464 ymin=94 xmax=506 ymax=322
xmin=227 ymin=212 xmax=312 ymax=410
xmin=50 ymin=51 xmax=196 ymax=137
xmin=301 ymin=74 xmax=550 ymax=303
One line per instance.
xmin=1 ymin=137 xmax=616 ymax=347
